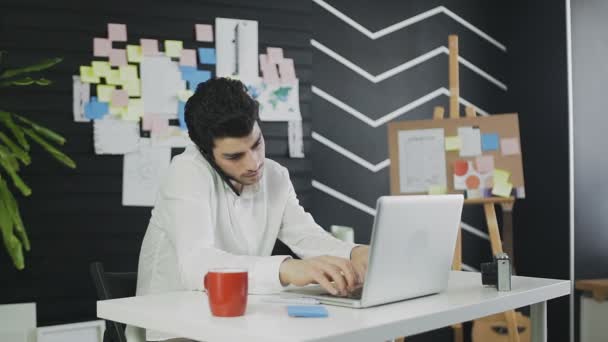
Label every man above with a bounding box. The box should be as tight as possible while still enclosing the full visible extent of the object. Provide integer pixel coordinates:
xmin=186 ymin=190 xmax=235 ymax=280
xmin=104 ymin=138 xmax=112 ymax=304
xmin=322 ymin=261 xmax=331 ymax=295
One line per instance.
xmin=135 ymin=78 xmax=369 ymax=342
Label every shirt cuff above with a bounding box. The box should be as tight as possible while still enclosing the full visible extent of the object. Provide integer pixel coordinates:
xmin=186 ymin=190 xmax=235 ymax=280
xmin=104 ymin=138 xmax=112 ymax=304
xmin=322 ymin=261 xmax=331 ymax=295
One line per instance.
xmin=250 ymin=255 xmax=292 ymax=294
xmin=331 ymin=241 xmax=359 ymax=260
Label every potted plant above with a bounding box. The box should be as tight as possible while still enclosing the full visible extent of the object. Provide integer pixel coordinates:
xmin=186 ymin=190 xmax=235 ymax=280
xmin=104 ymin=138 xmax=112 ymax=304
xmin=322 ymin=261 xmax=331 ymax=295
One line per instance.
xmin=0 ymin=51 xmax=76 ymax=270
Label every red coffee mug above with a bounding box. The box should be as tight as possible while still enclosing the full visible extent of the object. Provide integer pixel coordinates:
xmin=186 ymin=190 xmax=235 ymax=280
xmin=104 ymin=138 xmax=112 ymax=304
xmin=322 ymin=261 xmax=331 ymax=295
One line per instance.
xmin=204 ymin=268 xmax=248 ymax=317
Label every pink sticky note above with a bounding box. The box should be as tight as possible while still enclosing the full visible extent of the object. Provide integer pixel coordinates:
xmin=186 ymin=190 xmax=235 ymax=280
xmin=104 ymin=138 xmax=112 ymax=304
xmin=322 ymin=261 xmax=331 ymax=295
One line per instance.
xmin=109 ymin=49 xmax=127 ymax=66
xmin=475 ymin=155 xmax=495 ymax=174
xmin=261 ymin=62 xmax=279 ymax=85
xmin=267 ymin=47 xmax=284 ymax=64
xmin=142 ymin=114 xmax=155 ymax=131
xmin=93 ymin=38 xmax=111 ymax=57
xmin=140 ymin=39 xmax=159 ymax=56
xmin=152 ymin=116 xmax=169 ymax=134
xmin=195 ymin=24 xmax=214 ymax=42
xmin=259 ymin=54 xmax=269 ymax=70
xmin=180 ymin=49 xmax=197 ymax=67
xmin=111 ymin=89 xmax=129 ymax=107
xmin=501 ymin=138 xmax=521 ymax=156
xmin=108 ymin=23 xmax=127 ymax=42
xmin=278 ymin=58 xmax=296 ymax=82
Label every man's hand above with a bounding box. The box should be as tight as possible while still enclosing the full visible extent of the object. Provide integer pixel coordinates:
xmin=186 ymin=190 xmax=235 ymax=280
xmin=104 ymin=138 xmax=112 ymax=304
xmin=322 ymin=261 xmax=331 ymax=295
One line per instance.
xmin=350 ymin=245 xmax=370 ymax=284
xmin=279 ymin=256 xmax=359 ymax=296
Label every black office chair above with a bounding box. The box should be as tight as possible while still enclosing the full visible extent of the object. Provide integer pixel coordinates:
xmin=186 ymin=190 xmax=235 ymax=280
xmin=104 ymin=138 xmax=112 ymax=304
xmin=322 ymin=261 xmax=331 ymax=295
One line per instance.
xmin=90 ymin=262 xmax=137 ymax=342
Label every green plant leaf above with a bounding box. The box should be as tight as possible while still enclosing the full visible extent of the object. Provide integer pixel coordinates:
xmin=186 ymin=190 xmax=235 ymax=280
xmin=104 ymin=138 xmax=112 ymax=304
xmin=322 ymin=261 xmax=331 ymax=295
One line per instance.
xmin=0 ymin=177 xmax=25 ymax=270
xmin=5 ymin=77 xmax=35 ymax=86
xmin=0 ymin=132 xmax=31 ymax=165
xmin=0 ymin=111 xmax=29 ymax=150
xmin=0 ymin=57 xmax=62 ymax=80
xmin=15 ymin=114 xmax=66 ymax=145
xmin=0 ymin=148 xmax=31 ymax=196
xmin=34 ymin=78 xmax=52 ymax=86
xmin=0 ymin=145 xmax=20 ymax=172
xmin=24 ymin=128 xmax=75 ymax=169
xmin=0 ymin=180 xmax=29 ymax=251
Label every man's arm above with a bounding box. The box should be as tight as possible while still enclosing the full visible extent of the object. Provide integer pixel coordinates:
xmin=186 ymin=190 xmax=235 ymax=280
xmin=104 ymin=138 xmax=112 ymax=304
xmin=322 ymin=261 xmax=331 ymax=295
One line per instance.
xmin=162 ymin=159 xmax=290 ymax=294
xmin=276 ymin=168 xmax=370 ymax=293
xmin=276 ymin=168 xmax=357 ymax=260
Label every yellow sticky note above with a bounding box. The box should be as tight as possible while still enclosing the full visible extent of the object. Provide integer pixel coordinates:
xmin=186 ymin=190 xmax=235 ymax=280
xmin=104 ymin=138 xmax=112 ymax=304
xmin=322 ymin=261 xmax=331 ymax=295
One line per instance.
xmin=92 ymin=61 xmax=111 ymax=77
xmin=127 ymin=45 xmax=143 ymax=63
xmin=79 ymin=66 xmax=100 ymax=83
xmin=109 ymin=106 xmax=126 ymax=116
xmin=493 ymin=169 xmax=511 ymax=184
xmin=123 ymin=79 xmax=141 ymax=97
xmin=106 ymin=69 xmax=122 ymax=85
xmin=96 ymin=85 xmax=115 ymax=102
xmin=428 ymin=185 xmax=447 ymax=195
xmin=124 ymin=99 xmax=144 ymax=121
xmin=177 ymin=90 xmax=194 ymax=102
xmin=445 ymin=136 xmax=461 ymax=151
xmin=164 ymin=40 xmax=183 ymax=58
xmin=492 ymin=181 xmax=513 ymax=198
xmin=119 ymin=64 xmax=138 ymax=82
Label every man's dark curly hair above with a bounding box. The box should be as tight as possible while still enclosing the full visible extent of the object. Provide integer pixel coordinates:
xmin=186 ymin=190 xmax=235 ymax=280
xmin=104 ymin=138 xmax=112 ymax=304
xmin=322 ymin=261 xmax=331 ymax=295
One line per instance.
xmin=184 ymin=77 xmax=259 ymax=158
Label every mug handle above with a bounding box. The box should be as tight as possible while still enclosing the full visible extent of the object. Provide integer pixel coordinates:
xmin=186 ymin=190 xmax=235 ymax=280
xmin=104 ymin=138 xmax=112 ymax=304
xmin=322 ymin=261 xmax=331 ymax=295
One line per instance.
xmin=204 ymin=273 xmax=209 ymax=292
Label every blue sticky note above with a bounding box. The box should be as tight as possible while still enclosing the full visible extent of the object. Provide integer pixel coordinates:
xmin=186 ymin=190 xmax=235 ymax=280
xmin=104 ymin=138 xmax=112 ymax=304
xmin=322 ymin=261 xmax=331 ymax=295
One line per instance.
xmin=84 ymin=97 xmax=109 ymax=119
xmin=481 ymin=133 xmax=499 ymax=151
xmin=198 ymin=48 xmax=216 ymax=64
xmin=287 ymin=305 xmax=328 ymax=318
xmin=179 ymin=66 xmax=197 ymax=81
xmin=178 ymin=101 xmax=187 ymax=130
xmin=187 ymin=70 xmax=211 ymax=91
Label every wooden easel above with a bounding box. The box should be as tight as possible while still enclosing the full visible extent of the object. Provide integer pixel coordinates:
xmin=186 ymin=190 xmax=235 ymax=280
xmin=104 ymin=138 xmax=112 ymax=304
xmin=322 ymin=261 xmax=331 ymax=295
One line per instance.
xmin=394 ymin=35 xmax=520 ymax=342
xmin=444 ymin=35 xmax=520 ymax=342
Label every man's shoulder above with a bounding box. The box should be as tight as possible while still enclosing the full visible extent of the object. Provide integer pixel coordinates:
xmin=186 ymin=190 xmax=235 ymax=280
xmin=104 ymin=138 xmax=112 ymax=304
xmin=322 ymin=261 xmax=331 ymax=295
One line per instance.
xmin=168 ymin=146 xmax=214 ymax=181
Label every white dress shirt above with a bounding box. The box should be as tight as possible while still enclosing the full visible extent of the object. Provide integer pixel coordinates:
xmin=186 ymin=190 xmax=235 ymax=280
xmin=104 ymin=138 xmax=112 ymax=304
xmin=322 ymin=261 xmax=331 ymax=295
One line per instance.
xmin=135 ymin=146 xmax=356 ymax=341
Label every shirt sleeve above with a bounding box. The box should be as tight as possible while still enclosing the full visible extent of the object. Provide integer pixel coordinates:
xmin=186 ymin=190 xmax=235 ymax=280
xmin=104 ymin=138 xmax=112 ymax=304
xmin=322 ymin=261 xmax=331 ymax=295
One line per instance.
xmin=277 ymin=167 xmax=357 ymax=260
xmin=160 ymin=158 xmax=290 ymax=294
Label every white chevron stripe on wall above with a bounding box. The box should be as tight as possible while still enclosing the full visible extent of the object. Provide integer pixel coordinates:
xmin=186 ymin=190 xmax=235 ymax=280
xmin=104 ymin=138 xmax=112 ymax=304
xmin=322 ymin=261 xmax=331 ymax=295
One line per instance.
xmin=313 ymin=132 xmax=390 ymax=172
xmin=313 ymin=0 xmax=506 ymax=52
xmin=312 ymin=180 xmax=377 ymax=216
xmin=312 ymin=85 xmax=489 ymax=129
xmin=311 ymin=39 xmax=507 ymax=90
xmin=312 ymin=179 xmax=482 ymax=271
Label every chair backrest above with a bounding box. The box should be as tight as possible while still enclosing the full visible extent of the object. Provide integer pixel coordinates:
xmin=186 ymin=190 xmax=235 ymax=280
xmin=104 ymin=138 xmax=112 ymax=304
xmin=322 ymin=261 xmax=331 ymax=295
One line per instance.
xmin=90 ymin=262 xmax=137 ymax=342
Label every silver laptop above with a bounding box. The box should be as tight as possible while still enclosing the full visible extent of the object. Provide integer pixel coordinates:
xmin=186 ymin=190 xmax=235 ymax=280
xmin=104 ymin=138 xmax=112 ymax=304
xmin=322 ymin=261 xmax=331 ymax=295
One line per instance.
xmin=286 ymin=194 xmax=464 ymax=308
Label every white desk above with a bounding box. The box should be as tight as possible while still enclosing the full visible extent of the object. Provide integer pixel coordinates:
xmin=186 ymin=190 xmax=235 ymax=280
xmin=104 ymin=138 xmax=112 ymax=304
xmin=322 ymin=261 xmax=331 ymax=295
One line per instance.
xmin=97 ymin=271 xmax=569 ymax=342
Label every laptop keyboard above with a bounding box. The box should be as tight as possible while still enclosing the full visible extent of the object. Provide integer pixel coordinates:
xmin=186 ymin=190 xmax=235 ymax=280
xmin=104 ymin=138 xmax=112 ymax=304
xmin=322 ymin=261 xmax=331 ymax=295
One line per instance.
xmin=322 ymin=286 xmax=363 ymax=299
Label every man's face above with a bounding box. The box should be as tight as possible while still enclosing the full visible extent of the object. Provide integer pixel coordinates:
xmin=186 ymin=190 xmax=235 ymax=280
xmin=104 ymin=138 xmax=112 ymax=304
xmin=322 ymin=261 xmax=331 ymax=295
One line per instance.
xmin=212 ymin=122 xmax=265 ymax=186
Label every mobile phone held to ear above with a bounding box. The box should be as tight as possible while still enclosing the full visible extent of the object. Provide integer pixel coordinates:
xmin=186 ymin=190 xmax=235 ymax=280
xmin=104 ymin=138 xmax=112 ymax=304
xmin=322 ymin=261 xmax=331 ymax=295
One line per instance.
xmin=198 ymin=147 xmax=240 ymax=196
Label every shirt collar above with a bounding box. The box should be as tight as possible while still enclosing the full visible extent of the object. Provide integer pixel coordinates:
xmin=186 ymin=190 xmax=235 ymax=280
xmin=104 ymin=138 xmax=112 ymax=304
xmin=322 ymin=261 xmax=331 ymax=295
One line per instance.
xmin=224 ymin=177 xmax=262 ymax=198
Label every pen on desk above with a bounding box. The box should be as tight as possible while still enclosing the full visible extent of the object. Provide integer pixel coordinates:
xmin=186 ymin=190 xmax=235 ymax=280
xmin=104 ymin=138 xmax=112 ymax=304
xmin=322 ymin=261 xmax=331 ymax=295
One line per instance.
xmin=263 ymin=296 xmax=320 ymax=305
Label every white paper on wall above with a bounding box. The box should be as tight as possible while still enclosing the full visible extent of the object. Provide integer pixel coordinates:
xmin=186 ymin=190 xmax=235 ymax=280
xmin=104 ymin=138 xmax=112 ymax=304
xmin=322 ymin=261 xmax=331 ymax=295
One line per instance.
xmin=246 ymin=78 xmax=301 ymax=122
xmin=93 ymin=116 xmax=140 ymax=155
xmin=458 ymin=126 xmax=482 ymax=157
xmin=141 ymin=56 xmax=183 ymax=118
xmin=215 ymin=18 xmax=258 ymax=83
xmin=288 ymin=119 xmax=304 ymax=158
xmin=122 ymin=139 xmax=171 ymax=207
xmin=397 ymin=128 xmax=447 ymax=193
xmin=72 ymin=76 xmax=90 ymax=122
xmin=150 ymin=126 xmax=193 ymax=148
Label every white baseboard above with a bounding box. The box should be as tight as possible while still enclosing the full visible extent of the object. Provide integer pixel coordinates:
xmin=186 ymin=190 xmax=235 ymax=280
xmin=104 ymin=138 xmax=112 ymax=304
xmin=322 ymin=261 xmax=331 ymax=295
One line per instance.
xmin=0 ymin=303 xmax=36 ymax=342
xmin=37 ymin=320 xmax=105 ymax=342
